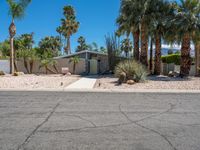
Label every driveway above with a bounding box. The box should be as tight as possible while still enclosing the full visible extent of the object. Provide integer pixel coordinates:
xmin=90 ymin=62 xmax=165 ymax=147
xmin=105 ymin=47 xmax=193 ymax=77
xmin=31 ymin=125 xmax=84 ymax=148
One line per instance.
xmin=0 ymin=91 xmax=200 ymax=150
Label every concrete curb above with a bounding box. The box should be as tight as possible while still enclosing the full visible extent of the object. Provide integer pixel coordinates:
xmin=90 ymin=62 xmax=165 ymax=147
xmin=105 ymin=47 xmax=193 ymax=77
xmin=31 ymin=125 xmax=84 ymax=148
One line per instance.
xmin=0 ymin=88 xmax=200 ymax=93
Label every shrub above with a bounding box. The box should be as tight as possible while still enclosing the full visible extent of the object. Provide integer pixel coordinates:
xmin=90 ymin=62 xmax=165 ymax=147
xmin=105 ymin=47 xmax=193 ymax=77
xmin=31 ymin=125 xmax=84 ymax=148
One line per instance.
xmin=115 ymin=60 xmax=147 ymax=83
xmin=161 ymin=54 xmax=181 ymax=65
xmin=0 ymin=71 xmax=5 ymax=76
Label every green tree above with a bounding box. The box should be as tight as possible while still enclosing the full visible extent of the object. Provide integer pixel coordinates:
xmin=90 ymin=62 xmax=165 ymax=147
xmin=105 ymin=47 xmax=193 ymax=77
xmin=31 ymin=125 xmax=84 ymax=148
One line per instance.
xmin=76 ymin=36 xmax=88 ymax=52
xmin=38 ymin=36 xmax=61 ymax=58
xmin=121 ymin=38 xmax=132 ymax=58
xmin=15 ymin=33 xmax=36 ymax=73
xmin=0 ymin=40 xmax=10 ymax=58
xmin=69 ymin=56 xmax=80 ymax=74
xmin=88 ymin=42 xmax=99 ymax=52
xmin=6 ymin=0 xmax=32 ymax=74
xmin=117 ymin=0 xmax=140 ymax=61
xmin=171 ymin=0 xmax=200 ymax=77
xmin=59 ymin=6 xmax=79 ymax=55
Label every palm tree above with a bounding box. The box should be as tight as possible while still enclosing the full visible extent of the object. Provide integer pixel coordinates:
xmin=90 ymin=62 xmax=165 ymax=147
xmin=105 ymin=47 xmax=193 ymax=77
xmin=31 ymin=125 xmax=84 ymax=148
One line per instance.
xmin=171 ymin=0 xmax=200 ymax=77
xmin=69 ymin=56 xmax=80 ymax=74
xmin=76 ymin=36 xmax=88 ymax=52
xmin=60 ymin=6 xmax=79 ymax=55
xmin=193 ymin=32 xmax=200 ymax=76
xmin=121 ymin=38 xmax=132 ymax=58
xmin=15 ymin=33 xmax=35 ymax=74
xmin=117 ymin=0 xmax=140 ymax=61
xmin=148 ymin=0 xmax=174 ymax=75
xmin=6 ymin=0 xmax=31 ymax=74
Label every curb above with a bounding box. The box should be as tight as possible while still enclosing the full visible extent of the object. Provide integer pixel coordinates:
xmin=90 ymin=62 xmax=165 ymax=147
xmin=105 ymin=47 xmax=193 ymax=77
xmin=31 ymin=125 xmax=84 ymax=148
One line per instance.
xmin=0 ymin=88 xmax=200 ymax=93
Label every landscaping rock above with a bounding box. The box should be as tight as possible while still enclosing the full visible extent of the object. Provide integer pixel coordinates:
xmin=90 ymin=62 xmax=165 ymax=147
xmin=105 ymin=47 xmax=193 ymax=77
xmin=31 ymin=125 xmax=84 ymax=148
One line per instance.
xmin=127 ymin=80 xmax=135 ymax=85
xmin=168 ymin=71 xmax=179 ymax=77
xmin=0 ymin=71 xmax=5 ymax=76
xmin=13 ymin=72 xmax=24 ymax=76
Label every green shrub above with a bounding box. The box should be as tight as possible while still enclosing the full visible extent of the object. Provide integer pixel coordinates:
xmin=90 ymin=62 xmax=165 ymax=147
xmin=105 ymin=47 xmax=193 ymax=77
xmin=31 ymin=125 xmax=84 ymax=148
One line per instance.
xmin=161 ymin=54 xmax=181 ymax=65
xmin=115 ymin=60 xmax=147 ymax=83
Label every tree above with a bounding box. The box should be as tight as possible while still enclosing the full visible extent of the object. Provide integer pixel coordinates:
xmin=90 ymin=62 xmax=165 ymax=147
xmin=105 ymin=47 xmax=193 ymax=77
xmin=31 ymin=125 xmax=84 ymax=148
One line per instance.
xmin=88 ymin=42 xmax=99 ymax=52
xmin=38 ymin=36 xmax=61 ymax=58
xmin=6 ymin=0 xmax=32 ymax=74
xmin=116 ymin=0 xmax=140 ymax=61
xmin=69 ymin=56 xmax=80 ymax=74
xmin=105 ymin=33 xmax=121 ymax=71
xmin=100 ymin=46 xmax=107 ymax=53
xmin=121 ymin=38 xmax=132 ymax=58
xmin=0 ymin=40 xmax=10 ymax=58
xmin=76 ymin=36 xmax=88 ymax=52
xmin=149 ymin=0 xmax=173 ymax=75
xmin=15 ymin=33 xmax=35 ymax=73
xmin=171 ymin=0 xmax=200 ymax=77
xmin=59 ymin=6 xmax=79 ymax=55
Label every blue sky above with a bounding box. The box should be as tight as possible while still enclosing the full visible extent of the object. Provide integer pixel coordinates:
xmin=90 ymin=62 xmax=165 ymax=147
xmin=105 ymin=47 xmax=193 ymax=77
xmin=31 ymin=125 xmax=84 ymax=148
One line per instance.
xmin=0 ymin=0 xmax=120 ymax=52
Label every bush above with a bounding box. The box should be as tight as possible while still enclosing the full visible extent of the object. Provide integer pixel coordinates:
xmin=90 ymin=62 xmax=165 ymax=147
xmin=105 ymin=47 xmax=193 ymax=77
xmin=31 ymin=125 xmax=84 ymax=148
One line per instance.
xmin=115 ymin=60 xmax=147 ymax=83
xmin=161 ymin=54 xmax=181 ymax=65
xmin=0 ymin=71 xmax=5 ymax=76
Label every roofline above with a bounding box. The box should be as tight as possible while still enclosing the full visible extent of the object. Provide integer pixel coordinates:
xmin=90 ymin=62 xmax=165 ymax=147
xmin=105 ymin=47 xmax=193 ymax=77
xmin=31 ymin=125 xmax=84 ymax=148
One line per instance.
xmin=54 ymin=50 xmax=107 ymax=59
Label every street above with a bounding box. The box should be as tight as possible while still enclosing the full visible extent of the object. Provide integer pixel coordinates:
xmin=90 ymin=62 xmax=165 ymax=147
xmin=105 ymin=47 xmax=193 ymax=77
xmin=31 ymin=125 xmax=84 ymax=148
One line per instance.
xmin=0 ymin=91 xmax=200 ymax=150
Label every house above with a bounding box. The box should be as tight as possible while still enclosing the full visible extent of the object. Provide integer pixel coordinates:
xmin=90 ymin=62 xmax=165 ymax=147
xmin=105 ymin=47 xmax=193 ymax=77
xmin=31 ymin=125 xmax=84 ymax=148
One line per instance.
xmin=16 ymin=50 xmax=109 ymax=75
xmin=54 ymin=50 xmax=109 ymax=75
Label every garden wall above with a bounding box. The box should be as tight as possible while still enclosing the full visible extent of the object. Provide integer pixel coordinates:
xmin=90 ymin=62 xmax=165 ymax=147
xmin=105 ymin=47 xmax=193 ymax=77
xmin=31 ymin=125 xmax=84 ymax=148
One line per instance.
xmin=0 ymin=60 xmax=10 ymax=73
xmin=16 ymin=58 xmax=86 ymax=74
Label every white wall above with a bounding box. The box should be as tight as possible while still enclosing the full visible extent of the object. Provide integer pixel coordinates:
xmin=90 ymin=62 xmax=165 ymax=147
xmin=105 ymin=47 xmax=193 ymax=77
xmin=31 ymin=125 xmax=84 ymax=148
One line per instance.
xmin=0 ymin=60 xmax=10 ymax=73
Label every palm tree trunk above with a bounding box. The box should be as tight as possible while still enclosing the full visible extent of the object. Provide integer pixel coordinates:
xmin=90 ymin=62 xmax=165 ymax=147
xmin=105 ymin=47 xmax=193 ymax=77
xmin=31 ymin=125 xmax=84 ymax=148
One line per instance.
xmin=66 ymin=37 xmax=71 ymax=55
xmin=23 ymin=58 xmax=30 ymax=74
xmin=73 ymin=63 xmax=76 ymax=74
xmin=53 ymin=64 xmax=59 ymax=73
xmin=14 ymin=48 xmax=19 ymax=72
xmin=195 ymin=41 xmax=200 ymax=76
xmin=133 ymin=29 xmax=140 ymax=61
xmin=154 ymin=32 xmax=162 ymax=75
xmin=10 ymin=37 xmax=14 ymax=74
xmin=29 ymin=60 xmax=34 ymax=74
xmin=149 ymin=37 xmax=153 ymax=74
xmin=180 ymin=33 xmax=191 ymax=77
xmin=140 ymin=21 xmax=148 ymax=67
xmin=9 ymin=19 xmax=16 ymax=74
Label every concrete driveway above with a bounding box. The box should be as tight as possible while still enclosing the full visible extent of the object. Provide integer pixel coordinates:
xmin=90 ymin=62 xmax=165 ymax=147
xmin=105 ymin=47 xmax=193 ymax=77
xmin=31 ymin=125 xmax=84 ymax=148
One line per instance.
xmin=0 ymin=91 xmax=200 ymax=150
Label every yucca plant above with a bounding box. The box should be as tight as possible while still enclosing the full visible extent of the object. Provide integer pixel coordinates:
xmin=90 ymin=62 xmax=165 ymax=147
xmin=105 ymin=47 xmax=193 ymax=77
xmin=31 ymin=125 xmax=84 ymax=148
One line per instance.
xmin=115 ymin=60 xmax=147 ymax=83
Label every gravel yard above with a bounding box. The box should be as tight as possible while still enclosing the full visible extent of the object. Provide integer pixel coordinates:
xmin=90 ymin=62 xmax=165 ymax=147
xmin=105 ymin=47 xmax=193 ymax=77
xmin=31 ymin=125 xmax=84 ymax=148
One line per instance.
xmin=95 ymin=75 xmax=200 ymax=90
xmin=0 ymin=74 xmax=80 ymax=90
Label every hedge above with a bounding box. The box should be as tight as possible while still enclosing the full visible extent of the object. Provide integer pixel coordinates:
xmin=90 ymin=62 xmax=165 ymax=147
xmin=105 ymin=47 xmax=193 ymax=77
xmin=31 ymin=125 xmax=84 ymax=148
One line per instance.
xmin=161 ymin=54 xmax=181 ymax=65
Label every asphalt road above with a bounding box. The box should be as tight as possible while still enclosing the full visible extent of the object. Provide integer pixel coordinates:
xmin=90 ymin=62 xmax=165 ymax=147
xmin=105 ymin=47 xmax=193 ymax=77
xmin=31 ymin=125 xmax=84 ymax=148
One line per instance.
xmin=0 ymin=91 xmax=200 ymax=150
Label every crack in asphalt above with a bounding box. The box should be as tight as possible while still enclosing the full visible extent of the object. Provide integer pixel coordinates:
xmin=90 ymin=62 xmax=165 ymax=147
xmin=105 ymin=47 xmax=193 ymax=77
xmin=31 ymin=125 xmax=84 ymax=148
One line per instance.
xmin=119 ymin=104 xmax=177 ymax=150
xmin=65 ymin=114 xmax=97 ymax=127
xmin=16 ymin=102 xmax=60 ymax=150
xmin=39 ymin=122 xmax=132 ymax=133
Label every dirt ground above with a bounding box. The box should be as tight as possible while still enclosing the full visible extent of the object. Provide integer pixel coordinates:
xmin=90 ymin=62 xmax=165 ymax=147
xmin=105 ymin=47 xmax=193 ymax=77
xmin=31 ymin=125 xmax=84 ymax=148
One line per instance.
xmin=95 ymin=75 xmax=200 ymax=90
xmin=0 ymin=74 xmax=80 ymax=90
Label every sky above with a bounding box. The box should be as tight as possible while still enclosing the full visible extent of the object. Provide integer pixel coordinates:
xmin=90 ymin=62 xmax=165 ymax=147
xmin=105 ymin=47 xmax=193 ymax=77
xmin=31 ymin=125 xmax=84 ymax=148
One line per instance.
xmin=0 ymin=0 xmax=120 ymax=52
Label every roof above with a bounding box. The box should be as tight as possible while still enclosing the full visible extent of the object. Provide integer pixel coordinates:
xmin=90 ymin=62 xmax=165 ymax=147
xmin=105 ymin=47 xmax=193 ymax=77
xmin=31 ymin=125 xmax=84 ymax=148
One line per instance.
xmin=54 ymin=50 xmax=108 ymax=59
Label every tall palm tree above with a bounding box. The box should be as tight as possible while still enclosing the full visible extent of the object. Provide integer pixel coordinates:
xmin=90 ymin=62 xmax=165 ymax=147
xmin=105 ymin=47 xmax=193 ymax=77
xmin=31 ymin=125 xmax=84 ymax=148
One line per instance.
xmin=193 ymin=32 xmax=200 ymax=76
xmin=6 ymin=0 xmax=31 ymax=74
xmin=171 ymin=0 xmax=200 ymax=77
xmin=60 ymin=6 xmax=79 ymax=55
xmin=117 ymin=0 xmax=140 ymax=61
xmin=149 ymin=0 xmax=173 ymax=75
